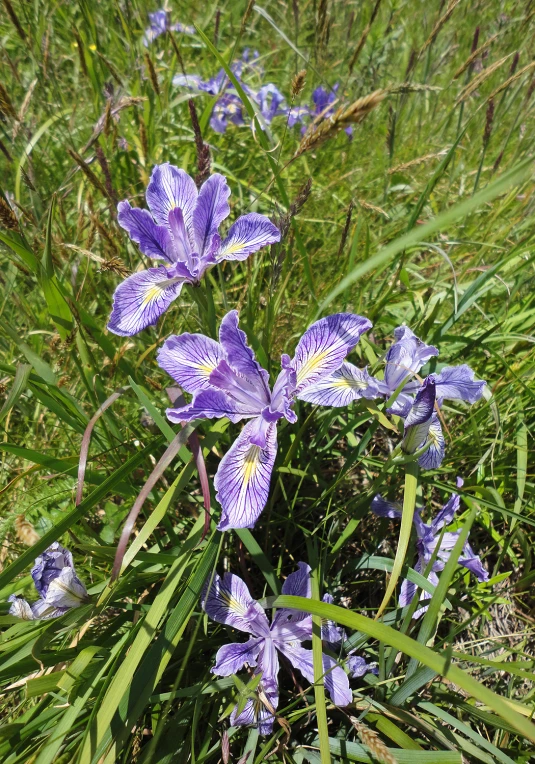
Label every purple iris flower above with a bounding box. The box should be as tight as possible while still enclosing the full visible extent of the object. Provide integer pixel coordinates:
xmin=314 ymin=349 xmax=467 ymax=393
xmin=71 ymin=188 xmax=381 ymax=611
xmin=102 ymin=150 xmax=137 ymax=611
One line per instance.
xmin=202 ymin=562 xmax=352 ymax=734
xmin=321 ymin=594 xmax=377 ymax=678
xmin=310 ymin=84 xmax=353 ymax=138
xmin=372 ymin=482 xmax=489 ymax=618
xmin=107 ymin=165 xmax=280 ymax=336
xmin=8 ymin=542 xmax=89 ymax=620
xmin=142 ymin=10 xmax=195 ymax=47
xmin=256 ymin=84 xmax=288 ymax=124
xmin=399 ymin=377 xmax=445 ymax=469
xmin=157 ymin=310 xmax=372 ymax=529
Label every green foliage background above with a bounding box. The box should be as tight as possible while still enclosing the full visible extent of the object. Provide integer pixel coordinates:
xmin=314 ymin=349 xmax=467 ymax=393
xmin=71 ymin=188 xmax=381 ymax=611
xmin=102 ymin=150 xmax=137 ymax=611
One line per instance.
xmin=0 ymin=0 xmax=534 ymax=761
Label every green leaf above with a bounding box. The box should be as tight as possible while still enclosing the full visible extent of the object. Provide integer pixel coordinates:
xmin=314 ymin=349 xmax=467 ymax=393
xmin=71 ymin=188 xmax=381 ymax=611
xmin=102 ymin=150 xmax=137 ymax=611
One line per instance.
xmin=0 ymin=363 xmax=31 ymax=424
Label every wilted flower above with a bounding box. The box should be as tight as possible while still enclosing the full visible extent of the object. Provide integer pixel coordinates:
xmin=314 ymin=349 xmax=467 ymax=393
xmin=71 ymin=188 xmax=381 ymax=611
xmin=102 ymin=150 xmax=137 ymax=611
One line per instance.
xmin=8 ymin=542 xmax=89 ymax=620
xmin=372 ymin=482 xmax=489 ymax=618
xmin=142 ymin=9 xmax=195 ymax=47
xmin=107 ymin=165 xmax=280 ymax=336
xmin=158 ymin=310 xmax=371 ymax=529
xmin=202 ymin=563 xmax=352 ymax=735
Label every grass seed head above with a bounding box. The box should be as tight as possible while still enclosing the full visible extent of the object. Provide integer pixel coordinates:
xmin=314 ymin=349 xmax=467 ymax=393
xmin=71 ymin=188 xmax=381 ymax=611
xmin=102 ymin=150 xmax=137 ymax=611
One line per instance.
xmin=291 ymin=69 xmax=307 ymax=99
xmin=14 ymin=515 xmax=40 ymax=546
xmin=350 ymin=718 xmax=399 ymax=764
xmin=0 ymin=196 xmax=19 ymax=231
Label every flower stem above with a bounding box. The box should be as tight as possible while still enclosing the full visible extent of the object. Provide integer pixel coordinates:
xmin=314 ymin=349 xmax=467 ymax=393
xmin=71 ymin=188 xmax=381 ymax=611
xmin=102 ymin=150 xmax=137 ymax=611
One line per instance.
xmin=309 ymin=554 xmax=331 ymax=764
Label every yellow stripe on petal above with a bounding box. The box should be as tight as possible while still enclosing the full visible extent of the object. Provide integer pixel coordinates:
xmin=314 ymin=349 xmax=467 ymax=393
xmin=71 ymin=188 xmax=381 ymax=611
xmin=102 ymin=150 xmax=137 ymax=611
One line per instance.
xmin=333 ymin=376 xmax=366 ymax=389
xmin=243 ymin=445 xmax=262 ymax=484
xmin=220 ymin=591 xmax=248 ymax=616
xmin=296 ymin=350 xmax=329 ymax=385
xmin=142 ymin=284 xmax=165 ymax=306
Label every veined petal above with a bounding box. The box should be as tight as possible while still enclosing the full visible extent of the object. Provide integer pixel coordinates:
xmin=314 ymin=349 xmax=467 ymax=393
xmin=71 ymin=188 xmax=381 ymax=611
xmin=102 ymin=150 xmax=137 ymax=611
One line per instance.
xmin=146 ymin=163 xmax=198 ymax=232
xmin=401 ymin=377 xmax=436 ymax=454
xmin=167 ymin=207 xmax=195 ymax=265
xmin=117 ymin=201 xmax=173 ymax=263
xmin=371 ymin=494 xmax=402 ymax=519
xmin=292 ymin=314 xmax=372 ymax=395
xmin=271 ymin=355 xmax=298 ymax=422
xmin=202 ymin=572 xmax=271 ymax=637
xmin=107 ymin=268 xmax=184 ymax=336
xmin=459 ymin=542 xmax=489 ymax=582
xmin=347 ymin=654 xmax=376 ymax=678
xmin=278 ymin=644 xmax=352 ymax=706
xmin=432 ymin=493 xmax=461 ymax=533
xmin=417 ymin=413 xmax=445 ymax=469
xmin=166 ymin=388 xmax=255 ymax=424
xmin=272 ymin=562 xmax=312 ymax=630
xmin=43 ymin=568 xmax=88 ymax=610
xmin=219 ymin=311 xmax=270 ymax=399
xmin=217 ymin=213 xmax=280 ymax=262
xmin=31 ymin=542 xmax=75 ymax=598
xmin=212 ymin=637 xmax=262 ymax=676
xmin=432 ymin=364 xmax=486 ymax=405
xmin=215 ymin=419 xmax=278 ymax=531
xmin=157 ymin=333 xmax=224 ymax=394
xmin=230 ymin=678 xmax=279 ymax=736
xmin=321 ymin=594 xmax=346 ymax=647
xmin=8 ymin=595 xmax=34 ymax=620
xmin=297 ymin=362 xmax=381 ymax=407
xmin=193 ymin=173 xmax=231 ymax=257
xmin=31 ymin=599 xmax=68 ymax=620
xmin=384 ymin=326 xmax=438 ymax=392
xmin=209 ymin=360 xmax=268 ymax=412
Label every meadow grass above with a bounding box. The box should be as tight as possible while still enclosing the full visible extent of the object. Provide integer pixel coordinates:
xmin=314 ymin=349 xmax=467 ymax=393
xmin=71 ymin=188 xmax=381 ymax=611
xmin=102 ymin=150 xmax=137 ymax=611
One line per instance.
xmin=0 ymin=0 xmax=534 ymax=762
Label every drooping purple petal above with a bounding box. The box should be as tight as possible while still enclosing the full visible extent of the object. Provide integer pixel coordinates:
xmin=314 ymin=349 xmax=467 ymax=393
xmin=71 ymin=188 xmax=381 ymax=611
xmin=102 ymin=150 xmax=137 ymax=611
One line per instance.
xmin=146 ymin=163 xmax=198 ymax=233
xmin=321 ymin=594 xmax=347 ymax=647
xmin=279 ymin=644 xmax=352 ymax=706
xmin=230 ymin=678 xmax=279 ymax=736
xmin=166 ymin=387 xmax=255 ymax=424
xmin=282 ymin=562 xmax=312 ymax=598
xmin=371 ymin=495 xmax=402 ymax=519
xmin=107 ymin=267 xmax=184 ymax=336
xmin=117 ymin=201 xmax=174 ymax=263
xmin=297 ymin=362 xmax=381 ymax=407
xmin=401 ymin=377 xmax=436 ymax=454
xmin=201 ymin=572 xmax=271 ymax=637
xmin=432 ymin=493 xmax=461 ymax=534
xmin=293 ymin=314 xmax=372 ymax=395
xmin=157 ymin=333 xmax=224 ymax=394
xmin=31 ymin=599 xmax=68 ymax=619
xmin=215 ymin=418 xmax=278 ymax=531
xmin=258 ymin=638 xmax=280 ymax=687
xmin=211 ymin=637 xmax=262 ymax=676
xmin=43 ymin=568 xmax=88 ymax=609
xmin=271 ymin=355 xmax=298 ymax=422
xmin=432 ymin=365 xmax=486 ymax=405
xmin=417 ymin=413 xmax=445 ymax=470
xmin=218 ymin=311 xmax=271 ymax=399
xmin=384 ymin=391 xmax=415 ymax=418
xmin=384 ymin=326 xmax=439 ymax=393
xmin=8 ymin=595 xmax=34 ymax=620
xmin=217 ymin=213 xmax=281 ymax=262
xmin=347 ymin=654 xmax=376 ymax=678
xmin=193 ymin=173 xmax=231 ymax=257
xmin=459 ymin=542 xmax=489 ymax=582
xmin=31 ymin=542 xmax=75 ymax=599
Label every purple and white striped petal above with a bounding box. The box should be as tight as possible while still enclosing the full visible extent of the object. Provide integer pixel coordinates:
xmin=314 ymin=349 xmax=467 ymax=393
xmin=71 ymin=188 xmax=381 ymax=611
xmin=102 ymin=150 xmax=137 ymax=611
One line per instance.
xmin=219 ymin=311 xmax=271 ymax=398
xmin=401 ymin=377 xmax=436 ymax=455
xmin=209 ymin=361 xmax=268 ymax=413
xmin=201 ymin=572 xmax=271 ymax=637
xmin=193 ymin=174 xmax=231 ymax=257
xmin=217 ymin=213 xmax=280 ymax=262
xmin=297 ymin=362 xmax=381 ymax=407
xmin=211 ymin=638 xmax=263 ymax=676
xmin=417 ymin=413 xmax=445 ymax=470
xmin=166 ymin=388 xmax=255 ymax=424
xmin=279 ymin=644 xmax=352 ymax=706
xmin=8 ymin=595 xmax=34 ymax=620
xmin=117 ymin=201 xmax=173 ymax=263
xmin=43 ymin=568 xmax=88 ymax=610
xmin=271 ymin=355 xmax=298 ymax=422
xmin=157 ymin=333 xmax=224 ymax=394
xmin=107 ymin=268 xmax=184 ymax=336
xmin=230 ymin=679 xmax=279 ymax=735
xmin=432 ymin=365 xmax=486 ymax=405
xmin=146 ymin=163 xmax=198 ymax=233
xmin=215 ymin=418 xmax=278 ymax=531
xmin=384 ymin=326 xmax=438 ymax=392
xmin=293 ymin=314 xmax=372 ymax=396
xmin=459 ymin=542 xmax=489 ymax=582
xmin=272 ymin=562 xmax=312 ymax=630
xmin=371 ymin=495 xmax=402 ymax=519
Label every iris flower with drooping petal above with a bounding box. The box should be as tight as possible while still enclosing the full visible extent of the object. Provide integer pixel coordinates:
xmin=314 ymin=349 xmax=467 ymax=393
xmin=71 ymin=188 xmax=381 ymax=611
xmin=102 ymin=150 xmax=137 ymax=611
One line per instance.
xmin=157 ymin=310 xmax=372 ymax=529
xmin=8 ymin=542 xmax=89 ymax=620
xmin=142 ymin=9 xmax=195 ymax=47
xmin=107 ymin=165 xmax=280 ymax=336
xmin=202 ymin=563 xmax=352 ymax=735
xmin=372 ymin=481 xmax=489 ymax=618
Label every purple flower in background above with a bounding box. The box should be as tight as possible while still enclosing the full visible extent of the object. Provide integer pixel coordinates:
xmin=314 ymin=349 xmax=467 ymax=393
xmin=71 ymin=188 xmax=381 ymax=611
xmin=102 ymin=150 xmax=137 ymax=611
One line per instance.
xmin=372 ymin=483 xmax=489 ymax=618
xmin=202 ymin=563 xmax=352 ymax=734
xmin=310 ymin=84 xmax=353 ymax=138
xmin=321 ymin=594 xmax=377 ymax=678
xmin=8 ymin=542 xmax=89 ymax=620
xmin=158 ymin=310 xmax=372 ymax=529
xmin=107 ymin=165 xmax=280 ymax=336
xmin=143 ymin=9 xmax=195 ymax=46
xmin=256 ymin=84 xmax=288 ymax=124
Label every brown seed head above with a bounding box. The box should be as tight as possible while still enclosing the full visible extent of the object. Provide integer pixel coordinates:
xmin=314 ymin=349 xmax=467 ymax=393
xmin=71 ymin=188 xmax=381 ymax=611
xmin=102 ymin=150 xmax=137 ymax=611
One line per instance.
xmin=291 ymin=69 xmax=307 ymax=99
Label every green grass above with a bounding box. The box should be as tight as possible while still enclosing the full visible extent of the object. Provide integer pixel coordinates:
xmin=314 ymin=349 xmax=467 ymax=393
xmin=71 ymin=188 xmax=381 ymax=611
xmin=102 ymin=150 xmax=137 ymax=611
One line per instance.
xmin=1 ymin=0 xmax=534 ymax=761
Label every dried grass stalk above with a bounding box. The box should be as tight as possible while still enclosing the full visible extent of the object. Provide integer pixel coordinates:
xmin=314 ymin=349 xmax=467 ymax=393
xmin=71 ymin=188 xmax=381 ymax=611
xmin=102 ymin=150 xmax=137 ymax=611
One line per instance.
xmin=240 ymin=0 xmax=255 ymax=34
xmin=388 ymin=149 xmax=448 ymax=174
xmin=488 ymin=62 xmax=535 ymax=101
xmin=2 ymin=0 xmax=27 ymax=41
xmin=13 ymin=78 xmax=37 ymax=139
xmin=419 ymin=0 xmax=462 ymax=58
xmin=14 ymin=515 xmax=40 ymax=546
xmin=349 ymin=717 xmax=399 ymax=764
xmin=348 ymin=0 xmax=382 ymax=73
xmin=144 ymin=52 xmax=160 ymax=97
xmin=358 ymin=198 xmax=389 ymax=218
xmin=455 ymin=54 xmax=513 ymax=104
xmin=67 ymin=148 xmax=113 ymax=202
xmin=291 ymin=69 xmax=307 ymax=99
xmin=0 ymin=196 xmax=19 ymax=231
xmin=188 ymin=99 xmax=211 ymax=188
xmin=453 ymin=32 xmax=499 ymax=79
xmin=0 ymin=82 xmax=18 ymax=121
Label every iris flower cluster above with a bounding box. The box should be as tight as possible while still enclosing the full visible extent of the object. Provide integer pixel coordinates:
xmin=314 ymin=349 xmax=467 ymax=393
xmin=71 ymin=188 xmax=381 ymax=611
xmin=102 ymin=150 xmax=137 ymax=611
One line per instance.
xmin=372 ymin=480 xmax=489 ymax=618
xmin=8 ymin=543 xmax=89 ymax=620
